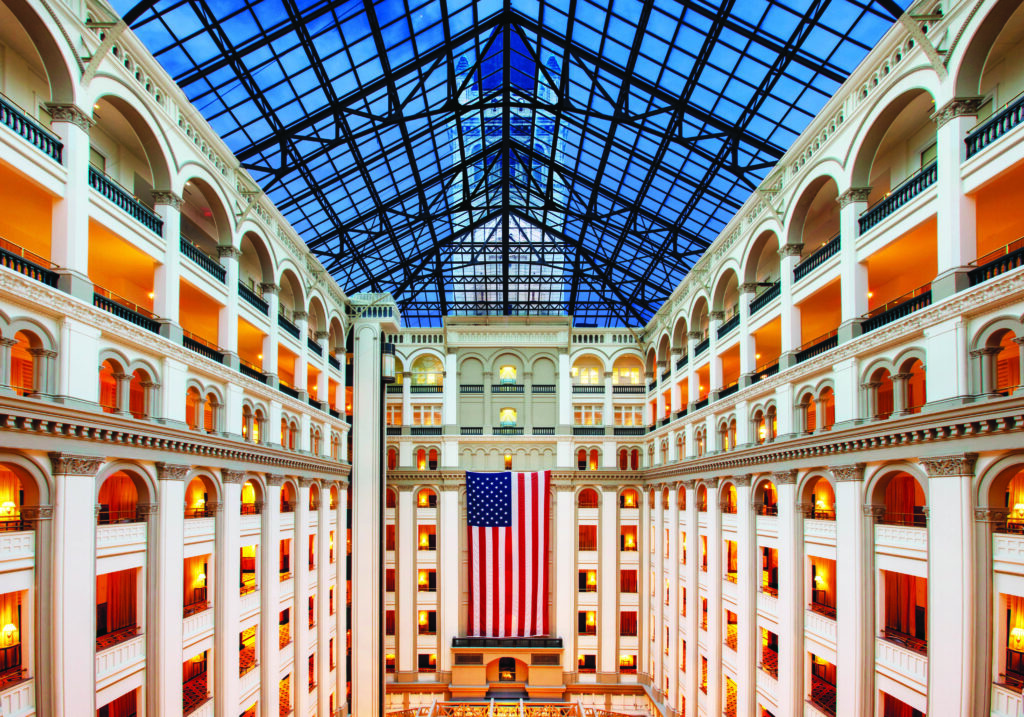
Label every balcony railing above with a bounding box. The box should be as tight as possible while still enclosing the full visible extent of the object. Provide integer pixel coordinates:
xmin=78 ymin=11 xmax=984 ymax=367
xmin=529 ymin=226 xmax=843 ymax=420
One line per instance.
xmin=493 ymin=427 xmax=523 ymax=435
xmin=306 ymin=335 xmax=323 ymax=356
xmin=460 ymin=427 xmax=482 ymax=435
xmin=533 ymin=426 xmax=555 ymax=435
xmin=749 ymin=281 xmax=781 ymax=315
xmin=969 ymin=238 xmax=1024 ymax=287
xmin=278 ymin=313 xmax=300 ymax=339
xmin=572 ymin=426 xmax=605 ymax=436
xmin=676 ymin=354 xmax=688 ymax=371
xmin=0 ymin=238 xmax=58 ymax=287
xmin=612 ymin=384 xmax=644 ymax=394
xmin=573 ymin=384 xmax=604 ymax=394
xmin=694 ymin=396 xmax=709 ymax=410
xmin=410 ymin=426 xmax=442 ymax=436
xmin=93 ymin=287 xmax=160 ymax=333
xmin=793 ymin=234 xmax=840 ymax=282
xmin=753 ymin=361 xmax=779 ymax=382
xmin=675 ymin=408 xmax=687 ymax=419
xmin=694 ymin=337 xmax=710 ymax=356
xmin=966 ymin=92 xmax=1024 ymax=158
xmin=718 ymin=381 xmax=739 ymax=399
xmin=460 ymin=384 xmax=483 ymax=394
xmin=716 ymin=313 xmax=740 ymax=339
xmin=179 ymin=238 xmax=225 ymax=282
xmin=613 ymin=426 xmax=645 ymax=436
xmin=861 ymin=285 xmax=932 ymax=334
xmin=492 ymin=384 xmax=523 ymax=393
xmin=796 ymin=330 xmax=838 ymax=364
xmin=410 ymin=384 xmax=442 ymax=394
xmin=858 ymin=161 xmax=937 ymax=233
xmin=88 ymin=166 xmax=163 ymax=235
xmin=238 ymin=282 xmax=268 ymax=314
xmin=532 ymin=384 xmax=556 ymax=393
xmin=238 ymin=359 xmax=264 ymax=381
xmin=183 ymin=331 xmax=224 ymax=363
xmin=385 ymin=426 xmax=401 ymax=435
xmin=278 ymin=382 xmax=299 ymax=399
xmin=0 ymin=92 xmax=62 ymax=161
xmin=328 ymin=354 xmax=340 ymax=370
xmin=386 ymin=383 xmax=403 ymax=394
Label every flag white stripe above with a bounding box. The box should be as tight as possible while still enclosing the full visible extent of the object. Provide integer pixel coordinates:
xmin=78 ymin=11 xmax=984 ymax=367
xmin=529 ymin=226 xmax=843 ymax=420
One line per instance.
xmin=522 ymin=471 xmax=533 ymax=636
xmin=497 ymin=527 xmax=507 ymax=637
xmin=485 ymin=529 xmax=494 ymax=635
xmin=470 ymin=526 xmax=480 ymax=635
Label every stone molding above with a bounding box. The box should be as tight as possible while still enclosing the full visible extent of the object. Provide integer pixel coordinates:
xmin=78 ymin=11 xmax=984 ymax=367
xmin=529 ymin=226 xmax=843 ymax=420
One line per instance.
xmin=218 ymin=245 xmax=242 ymax=259
xmin=687 ymin=331 xmax=703 ymax=340
xmin=137 ymin=502 xmax=159 ymax=516
xmin=778 ymin=243 xmax=804 ymax=258
xmin=155 ymin=462 xmax=191 ymax=481
xmin=260 ymin=282 xmax=279 ymax=295
xmin=830 ymin=463 xmax=865 ymax=482
xmin=21 ymin=505 xmax=53 ymax=522
xmin=976 ymin=507 xmax=1010 ymax=522
xmin=862 ymin=504 xmax=885 ymax=519
xmin=49 ymin=452 xmax=104 ymax=476
xmin=921 ymin=453 xmax=977 ymax=477
xmin=772 ymin=469 xmax=797 ymax=484
xmin=266 ymin=475 xmax=287 ymax=487
xmin=739 ymin=282 xmax=759 ymax=294
xmin=299 ymin=477 xmax=318 ymax=488
xmin=222 ymin=469 xmax=247 ymax=484
xmin=931 ymin=97 xmax=983 ymax=128
xmin=45 ymin=103 xmax=92 ymax=130
xmin=731 ymin=474 xmax=752 ymax=487
xmin=709 ymin=311 xmax=725 ymax=322
xmin=836 ymin=187 xmax=871 ymax=207
xmin=293 ymin=311 xmax=309 ymax=321
xmin=152 ymin=191 xmax=183 ymax=208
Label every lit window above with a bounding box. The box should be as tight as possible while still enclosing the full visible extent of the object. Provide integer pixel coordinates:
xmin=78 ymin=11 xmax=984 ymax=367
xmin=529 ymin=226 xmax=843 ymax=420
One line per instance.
xmin=499 ymin=407 xmax=517 ymax=426
xmin=498 ymin=365 xmax=517 ymax=384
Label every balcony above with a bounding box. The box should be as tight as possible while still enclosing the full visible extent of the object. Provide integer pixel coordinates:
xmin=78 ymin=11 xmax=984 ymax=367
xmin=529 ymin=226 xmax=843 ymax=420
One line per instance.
xmin=183 ymin=516 xmax=215 ymax=540
xmin=0 ymin=677 xmax=33 ymax=717
xmin=753 ymin=361 xmax=780 ymax=382
xmin=794 ymin=234 xmax=840 ymax=282
xmin=874 ymin=523 xmax=927 ymax=560
xmin=95 ymin=631 xmax=144 ymax=688
xmin=492 ymin=383 xmax=523 ymax=393
xmin=88 ymin=166 xmax=163 ymax=235
xmin=749 ymin=281 xmax=781 ymax=315
xmin=796 ymin=330 xmax=838 ymax=364
xmin=410 ymin=384 xmax=442 ymax=394
xmin=460 ymin=384 xmax=483 ymax=394
xmin=531 ymin=383 xmax=556 ymax=393
xmin=93 ymin=287 xmax=160 ymax=333
xmin=0 ymin=238 xmax=58 ymax=287
xmin=180 ymin=237 xmax=225 ymax=282
xmin=991 ymin=683 xmax=1024 ymax=717
xmin=460 ymin=426 xmax=482 ymax=435
xmin=718 ymin=381 xmax=739 ymax=399
xmin=278 ymin=382 xmax=299 ymax=399
xmin=572 ymin=426 xmax=605 ymax=436
xmin=675 ymin=354 xmax=688 ymax=371
xmin=572 ymin=384 xmax=604 ymax=394
xmin=0 ymin=93 xmax=62 ymax=161
xmin=861 ymin=285 xmax=932 ymax=334
xmin=757 ymin=590 xmax=777 ymax=615
xmin=533 ymin=427 xmax=555 ymax=435
xmin=239 ymin=282 xmax=269 ymax=314
xmin=717 ymin=313 xmax=740 ymax=339
xmin=385 ymin=383 xmax=403 ymax=394
xmin=694 ymin=396 xmax=709 ymax=410
xmin=0 ymin=531 xmax=33 ymax=572
xmin=239 ymin=359 xmax=265 ymax=382
xmin=756 ymin=666 xmax=778 ymax=701
xmin=969 ymin=238 xmax=1024 ymax=287
xmin=183 ymin=672 xmax=210 ymax=716
xmin=183 ymin=606 xmax=214 ymax=644
xmin=183 ymin=331 xmax=224 ymax=363
xmin=694 ymin=337 xmax=710 ymax=357
xmin=858 ymin=161 xmax=937 ymax=233
xmin=808 ymin=675 xmax=837 ymax=717
xmin=96 ymin=522 xmax=147 ymax=557
xmin=612 ymin=384 xmax=644 ymax=394
xmin=875 ymin=634 xmax=928 ymax=691
xmin=966 ymin=92 xmax=1024 ymax=158
xmin=613 ymin=426 xmax=645 ymax=436
xmin=805 ymin=608 xmax=837 ymax=645
xmin=278 ymin=313 xmax=300 ymax=339
xmin=410 ymin=426 xmax=442 ymax=436
xmin=307 ymin=336 xmax=323 ymax=356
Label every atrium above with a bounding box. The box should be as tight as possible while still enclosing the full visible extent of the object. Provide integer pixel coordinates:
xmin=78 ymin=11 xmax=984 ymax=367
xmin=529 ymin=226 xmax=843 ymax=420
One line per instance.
xmin=0 ymin=0 xmax=1023 ymax=715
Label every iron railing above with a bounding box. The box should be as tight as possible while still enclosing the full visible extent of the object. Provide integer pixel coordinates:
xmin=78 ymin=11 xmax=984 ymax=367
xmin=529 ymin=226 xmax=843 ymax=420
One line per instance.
xmin=93 ymin=288 xmax=160 ymax=333
xmin=717 ymin=313 xmax=740 ymax=338
xmin=861 ymin=286 xmax=932 ymax=334
xmin=0 ymin=93 xmax=62 ymax=161
xmin=278 ymin=312 xmax=300 ymax=339
xmin=238 ymin=282 xmax=268 ymax=314
xmin=968 ymin=238 xmax=1024 ymax=286
xmin=858 ymin=162 xmax=937 ymax=233
xmin=179 ymin=237 xmax=225 ymax=282
xmin=88 ymin=166 xmax=163 ymax=235
xmin=966 ymin=92 xmax=1024 ymax=158
xmin=183 ymin=332 xmax=224 ymax=363
xmin=793 ymin=234 xmax=840 ymax=281
xmin=749 ymin=281 xmax=781 ymax=314
xmin=0 ymin=238 xmax=58 ymax=286
xmin=796 ymin=331 xmax=838 ymax=364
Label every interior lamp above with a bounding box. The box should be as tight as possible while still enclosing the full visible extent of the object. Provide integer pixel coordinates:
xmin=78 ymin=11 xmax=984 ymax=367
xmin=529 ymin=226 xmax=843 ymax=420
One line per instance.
xmin=0 ymin=623 xmax=17 ymax=647
xmin=1011 ymin=626 xmax=1024 ymax=651
xmin=382 ymin=342 xmax=396 ymax=384
xmin=1014 ymin=503 xmax=1024 ymax=519
xmin=0 ymin=501 xmax=15 ymax=516
xmin=814 ymin=574 xmax=826 ymax=587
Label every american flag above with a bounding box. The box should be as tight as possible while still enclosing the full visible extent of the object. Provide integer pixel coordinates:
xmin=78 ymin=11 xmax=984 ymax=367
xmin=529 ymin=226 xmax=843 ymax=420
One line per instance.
xmin=466 ymin=470 xmax=551 ymax=637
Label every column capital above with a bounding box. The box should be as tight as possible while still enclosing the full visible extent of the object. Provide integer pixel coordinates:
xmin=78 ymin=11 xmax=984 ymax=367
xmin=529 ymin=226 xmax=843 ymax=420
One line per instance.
xmin=266 ymin=474 xmax=287 ymax=487
xmin=21 ymin=504 xmax=53 ymax=523
xmin=778 ymin=243 xmax=804 ymax=258
xmin=315 ymin=331 xmax=330 ymax=340
xmin=48 ymin=452 xmax=104 ymax=475
xmin=218 ymin=245 xmax=242 ymax=259
xmin=137 ymin=502 xmax=160 ymax=517
xmin=829 ymin=463 xmax=865 ymax=482
xmin=709 ymin=310 xmax=725 ymax=322
xmin=152 ymin=191 xmax=183 ymax=208
xmin=27 ymin=348 xmax=57 ymax=359
xmin=891 ymin=372 xmax=915 ymax=381
xmin=45 ymin=103 xmax=93 ymax=130
xmin=795 ymin=501 xmax=814 ymax=517
xmin=772 ymin=469 xmax=797 ymax=485
xmin=260 ymin=282 xmax=279 ymax=295
xmin=739 ymin=282 xmax=760 ymax=294
xmin=732 ymin=474 xmax=752 ymax=487
xmin=976 ymin=507 xmax=1009 ymax=523
xmin=686 ymin=330 xmax=703 ymax=340
xmin=0 ymin=338 xmax=18 ymax=348
xmin=931 ymin=97 xmax=984 ymax=128
xmin=921 ymin=453 xmax=977 ymax=477
xmin=970 ymin=346 xmax=1001 ymax=357
xmin=681 ymin=479 xmax=698 ymax=489
xmin=293 ymin=311 xmax=309 ymax=322
xmin=862 ymin=504 xmax=885 ymax=519
xmin=222 ymin=469 xmax=248 ymax=484
xmin=836 ymin=187 xmax=871 ymax=207
xmin=111 ymin=372 xmax=131 ymax=382
xmin=155 ymin=462 xmax=191 ymax=481
xmin=298 ymin=477 xmax=318 ymax=488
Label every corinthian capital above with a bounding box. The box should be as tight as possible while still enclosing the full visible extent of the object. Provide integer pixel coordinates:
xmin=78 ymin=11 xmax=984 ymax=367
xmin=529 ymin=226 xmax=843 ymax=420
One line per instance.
xmin=48 ymin=452 xmax=104 ymax=476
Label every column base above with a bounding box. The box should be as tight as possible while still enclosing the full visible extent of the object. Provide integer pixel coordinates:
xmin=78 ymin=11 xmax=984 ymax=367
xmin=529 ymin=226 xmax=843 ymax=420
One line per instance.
xmin=296 ymin=389 xmax=309 ymax=402
xmin=157 ymin=320 xmax=183 ymax=343
xmin=54 ymin=394 xmax=96 ymax=411
xmin=221 ymin=352 xmax=240 ymax=371
xmin=779 ymin=351 xmax=799 ymax=370
xmin=55 ymin=269 xmax=93 ymax=302
xmin=837 ymin=319 xmax=863 ymax=345
xmin=738 ymin=373 xmax=755 ymax=389
xmin=931 ymin=267 xmax=972 ymax=301
xmin=921 ymin=395 xmax=976 ymax=413
xmin=263 ymin=372 xmax=278 ymax=388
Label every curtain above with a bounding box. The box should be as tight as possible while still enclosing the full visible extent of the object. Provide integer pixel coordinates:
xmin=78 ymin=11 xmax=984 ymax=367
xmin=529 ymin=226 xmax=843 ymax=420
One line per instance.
xmin=183 ymin=556 xmax=206 ymax=604
xmin=1008 ymin=595 xmax=1024 ymax=649
xmin=877 ymin=373 xmax=894 ymax=417
xmin=99 ymin=364 xmax=118 ymax=412
xmin=806 ymin=398 xmax=817 ymax=431
xmin=997 ymin=332 xmax=1020 ymax=392
xmin=620 ymin=611 xmax=638 ymax=635
xmin=10 ymin=337 xmax=32 ymax=395
xmin=128 ymin=373 xmax=146 ymax=418
xmin=100 ymin=474 xmax=138 ymax=521
xmin=0 ymin=592 xmax=20 ymax=651
xmin=884 ymin=475 xmax=920 ymax=524
xmin=882 ymin=692 xmax=915 ymax=717
xmin=105 ymin=690 xmax=137 ymax=717
xmin=884 ymin=571 xmax=926 ymax=638
xmin=103 ymin=569 xmax=137 ymax=632
xmin=0 ymin=468 xmax=21 ymax=523
xmin=1006 ymin=476 xmax=1024 ymax=531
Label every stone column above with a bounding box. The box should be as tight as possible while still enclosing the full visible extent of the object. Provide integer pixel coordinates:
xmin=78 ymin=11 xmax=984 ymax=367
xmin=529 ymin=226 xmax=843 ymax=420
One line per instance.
xmin=735 ymin=476 xmax=756 ymax=717
xmin=558 ymin=349 xmax=571 ymax=430
xmin=922 ymin=454 xmax=978 ymax=716
xmin=150 ymin=463 xmax=189 ymax=717
xmin=113 ymin=372 xmax=132 ymax=415
xmin=293 ymin=479 xmax=312 ymax=716
xmin=438 ymin=487 xmax=459 ymax=676
xmin=892 ymin=373 xmax=913 ymax=415
xmin=49 ymin=452 xmax=103 ymax=716
xmin=666 ymin=486 xmax=680 ymax=710
xmin=686 ymin=332 xmax=701 ymax=409
xmin=482 ymin=371 xmax=493 ymax=433
xmin=523 ymin=371 xmax=534 ymax=432
xmin=215 ymin=470 xmax=244 ymax=716
xmin=836 ymin=188 xmax=871 ymax=343
xmin=47 ymin=104 xmax=93 ymax=300
xmin=774 ymin=470 xmax=801 ymax=717
xmin=861 ymin=382 xmax=880 ymax=422
xmin=27 ymin=348 xmax=56 ymax=398
xmin=396 ymin=489 xmax=416 ymax=676
xmin=778 ymin=245 xmax=804 ymax=368
xmin=294 ymin=311 xmax=310 ymax=398
xmin=260 ymin=476 xmax=283 ymax=717
xmin=708 ymin=313 xmax=723 ymax=395
xmin=932 ymin=99 xmax=983 ymax=299
xmin=651 ymin=491 xmax=664 ymax=693
xmin=152 ymin=191 xmax=183 ymax=341
xmin=317 ymin=486 xmax=331 ymax=717
xmin=334 ymin=481 xmax=349 ymax=713
xmin=603 ymin=371 xmax=614 ymax=426
xmin=832 ymin=463 xmax=871 ymax=717
xmin=317 ymin=331 xmax=331 ymax=404
xmin=442 ymin=352 xmax=457 ymax=428
xmin=599 ymin=486 xmax=619 ymax=676
xmin=218 ymin=246 xmax=241 ymax=369
xmin=0 ymin=338 xmax=17 ymax=395
xmin=22 ymin=503 xmax=52 ymax=716
xmin=738 ymin=284 xmax=757 ymax=386
xmin=261 ymin=284 xmax=280 ymax=385
xmin=705 ymin=480 xmax=723 ymax=717
xmin=683 ymin=480 xmax=699 ymax=717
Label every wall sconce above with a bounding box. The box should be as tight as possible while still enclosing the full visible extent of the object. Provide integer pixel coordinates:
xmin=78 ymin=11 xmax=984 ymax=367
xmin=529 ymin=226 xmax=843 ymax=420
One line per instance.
xmin=418 ymin=611 xmax=428 ymax=626
xmin=418 ymin=571 xmax=428 ymax=586
xmin=814 ymin=574 xmax=826 ymax=587
xmin=1014 ymin=503 xmax=1024 ymax=519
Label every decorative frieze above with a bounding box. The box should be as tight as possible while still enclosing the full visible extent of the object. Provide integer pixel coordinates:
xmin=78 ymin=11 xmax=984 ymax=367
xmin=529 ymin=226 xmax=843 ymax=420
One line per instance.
xmin=21 ymin=505 xmax=53 ymax=522
xmin=49 ymin=452 xmax=104 ymax=476
xmin=921 ymin=453 xmax=977 ymax=477
xmin=155 ymin=462 xmax=190 ymax=481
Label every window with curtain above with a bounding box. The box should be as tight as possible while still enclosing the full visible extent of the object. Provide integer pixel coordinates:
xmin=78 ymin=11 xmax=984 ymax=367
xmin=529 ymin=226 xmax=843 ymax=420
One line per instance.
xmin=883 ymin=474 xmax=925 ymax=526
xmin=0 ymin=468 xmax=23 ymax=532
xmin=619 ymin=611 xmax=638 ymax=636
xmin=883 ymin=570 xmax=927 ymax=648
xmin=97 ymin=473 xmax=139 ymax=524
xmin=96 ymin=569 xmax=137 ymax=639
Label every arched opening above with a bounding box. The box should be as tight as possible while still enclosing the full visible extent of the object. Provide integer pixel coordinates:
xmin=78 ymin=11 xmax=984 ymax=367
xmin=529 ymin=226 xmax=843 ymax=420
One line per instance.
xmin=806 ymin=477 xmax=836 ymax=520
xmin=721 ymin=484 xmax=737 ymax=514
xmin=9 ymin=330 xmax=38 ymax=397
xmin=417 ymin=488 xmax=437 ymax=509
xmin=589 ymin=448 xmax=599 ymax=471
xmin=988 ymin=329 xmax=1021 ymax=395
xmin=184 ymin=475 xmax=216 ymax=518
xmin=571 ymin=354 xmax=603 ymax=386
xmin=578 ymin=488 xmax=599 ymax=509
xmin=386 ymin=447 xmax=398 ymax=471
xmin=874 ymin=472 xmax=926 ymax=527
xmin=385 ymin=488 xmax=397 ymax=509
xmin=428 ymin=448 xmax=438 ymax=471
xmin=697 ymin=484 xmax=707 ymax=513
xmin=241 ymin=479 xmax=261 ymax=515
xmin=744 ymin=230 xmax=782 ymax=297
xmin=756 ymin=480 xmax=778 ymax=516
xmin=612 ymin=355 xmax=643 ymax=388
xmin=280 ymin=482 xmax=296 ymax=513
xmin=410 ymin=355 xmax=443 ymax=389
xmin=202 ymin=392 xmax=219 ymax=434
xmin=694 ymin=427 xmax=706 ymax=457
xmin=99 ymin=358 xmax=123 ymax=413
xmin=619 ymin=488 xmax=638 ymax=509
xmin=185 ymin=387 xmax=202 ymax=430
xmin=97 ymin=471 xmax=143 ymax=525
xmin=868 ymin=368 xmax=895 ymax=420
xmin=902 ymin=358 xmax=927 ymax=413
xmin=0 ymin=465 xmax=33 ymax=532
xmin=753 ymin=406 xmax=777 ymax=445
xmin=788 ymin=176 xmax=841 ymax=255
xmin=309 ymin=483 xmax=320 ymax=512
xmin=416 ymin=448 xmax=427 ymax=471
xmin=576 ymin=449 xmax=586 ymax=471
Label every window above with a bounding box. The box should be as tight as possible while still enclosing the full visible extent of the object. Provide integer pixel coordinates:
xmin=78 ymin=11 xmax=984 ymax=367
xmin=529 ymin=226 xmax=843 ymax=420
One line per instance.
xmin=578 ymin=611 xmax=597 ymax=635
xmin=577 ymin=654 xmax=597 ymax=673
xmin=571 ymin=366 xmax=599 ymax=384
xmin=579 ymin=570 xmax=597 ymax=592
xmin=573 ymin=404 xmax=603 ymax=426
xmin=417 ymin=653 xmax=436 ymax=673
xmin=385 ymin=405 xmax=402 ymax=426
xmin=613 ymin=367 xmax=641 ymax=385
xmin=498 ymin=365 xmax=517 ymax=384
xmin=417 ymin=489 xmax=437 ymax=508
xmin=497 ymin=657 xmax=516 ymax=681
xmin=417 ymin=610 xmax=436 ymax=635
xmin=620 ymin=526 xmax=637 ymax=551
xmin=385 ymin=569 xmax=395 ymax=592
xmin=412 ymin=405 xmax=442 ymax=426
xmin=504 ymin=453 xmax=512 ymax=470
xmin=385 ymin=610 xmax=395 ymax=635
xmin=418 ymin=570 xmax=436 ymax=592
xmin=578 ymin=525 xmax=598 ymax=551
xmin=614 ymin=405 xmax=643 ymax=426
xmin=418 ymin=525 xmax=436 ymax=550
xmin=920 ymin=141 xmax=937 ymax=168
xmin=620 ymin=570 xmax=638 ymax=593
xmin=619 ymin=654 xmax=637 ymax=674
xmin=620 ymin=611 xmax=638 ymax=636
xmin=499 ymin=407 xmax=517 ymax=426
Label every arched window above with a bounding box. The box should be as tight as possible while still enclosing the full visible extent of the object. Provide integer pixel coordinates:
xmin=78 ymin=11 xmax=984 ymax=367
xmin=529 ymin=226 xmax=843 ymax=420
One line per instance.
xmin=589 ymin=448 xmax=599 ymax=471
xmin=387 ymin=448 xmax=398 ymax=471
xmin=241 ymin=480 xmax=260 ymax=515
xmin=620 ymin=489 xmax=638 ymax=508
xmin=186 ymin=387 xmax=202 ymax=430
xmin=202 ymin=392 xmax=219 ymax=434
xmin=721 ymin=484 xmax=737 ymax=514
xmin=618 ymin=448 xmax=628 ymax=470
xmin=499 ymin=407 xmax=517 ymax=426
xmin=809 ymin=478 xmax=835 ymax=520
xmin=697 ymin=485 xmax=707 ymax=513
xmin=578 ymin=488 xmax=599 ymax=508
xmin=417 ymin=448 xmax=427 ymax=471
xmin=757 ymin=481 xmax=778 ymax=516
xmin=280 ymin=482 xmax=296 ymax=513
xmin=385 ymin=489 xmax=397 ymax=509
xmin=819 ymin=388 xmax=835 ymax=430
xmin=185 ymin=476 xmax=214 ymax=518
xmin=497 ymin=657 xmax=516 ymax=682
xmin=9 ymin=331 xmax=36 ymax=397
xmin=504 ymin=452 xmax=512 ymax=470
xmin=0 ymin=467 xmax=25 ymax=531
xmin=879 ymin=473 xmax=926 ymax=527
xmin=577 ymin=449 xmax=587 ymax=471
xmin=869 ymin=369 xmax=895 ymax=420
xmin=97 ymin=472 xmax=141 ymax=525
xmin=498 ymin=365 xmax=517 ymax=384
xmin=804 ymin=394 xmax=817 ymax=433
xmin=630 ymin=448 xmax=640 ymax=470
xmin=129 ymin=369 xmax=150 ymax=419
xmin=417 ymin=489 xmax=437 ymax=508
xmin=99 ymin=360 xmax=120 ymax=413
xmin=991 ymin=330 xmax=1021 ymax=395
xmin=252 ymin=409 xmax=265 ymax=444
xmin=902 ymin=359 xmax=927 ymax=414
xmin=428 ymin=449 xmax=438 ymax=470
